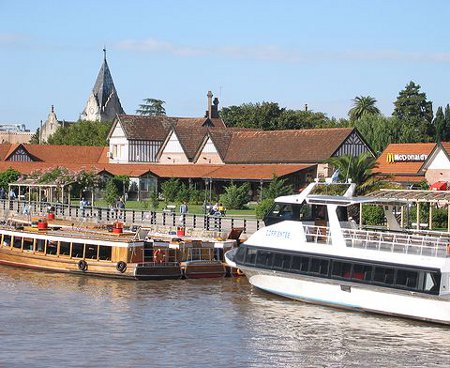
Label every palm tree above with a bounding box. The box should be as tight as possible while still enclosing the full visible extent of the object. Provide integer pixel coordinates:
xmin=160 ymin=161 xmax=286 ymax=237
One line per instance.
xmin=326 ymin=152 xmax=389 ymax=195
xmin=348 ymin=96 xmax=380 ymax=121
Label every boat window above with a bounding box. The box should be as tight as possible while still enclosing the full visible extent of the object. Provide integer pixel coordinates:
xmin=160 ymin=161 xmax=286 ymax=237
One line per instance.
xmin=99 ymin=245 xmax=112 ymax=261
xmin=3 ymin=234 xmax=11 ymax=247
xmin=71 ymin=243 xmax=84 ymax=258
xmin=46 ymin=240 xmax=57 ymax=255
xmin=12 ymin=236 xmax=22 ymax=249
xmin=313 ymin=206 xmax=328 ymax=221
xmin=336 ymin=206 xmax=349 ymax=221
xmin=423 ymin=272 xmax=440 ymax=293
xmin=85 ymin=244 xmax=98 ymax=259
xmin=235 ymin=247 xmax=246 ymax=264
xmin=352 ymin=264 xmax=372 ymax=281
xmin=331 ymin=261 xmax=352 ymax=278
xmin=36 ymin=239 xmax=45 ymax=253
xmin=59 ymin=241 xmax=70 ymax=256
xmin=23 ymin=238 xmax=34 ymax=251
xmin=291 ymin=256 xmax=310 ymax=273
xmin=273 ymin=253 xmax=291 ymax=270
xmin=310 ymin=258 xmax=329 ymax=275
xmin=245 ymin=248 xmax=257 ymax=265
xmin=396 ymin=269 xmax=418 ymax=289
xmin=256 ymin=250 xmax=273 ymax=268
xmin=264 ymin=203 xmax=304 ymax=225
xmin=374 ymin=267 xmax=395 ymax=285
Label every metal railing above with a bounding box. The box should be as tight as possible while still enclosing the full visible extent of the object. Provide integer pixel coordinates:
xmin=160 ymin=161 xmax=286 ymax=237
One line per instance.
xmin=0 ymin=199 xmax=263 ymax=235
xmin=302 ymin=223 xmax=449 ymax=258
xmin=341 ymin=228 xmax=449 ymax=258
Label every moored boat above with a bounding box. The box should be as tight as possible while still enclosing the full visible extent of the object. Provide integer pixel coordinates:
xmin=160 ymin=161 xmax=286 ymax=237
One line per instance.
xmin=0 ymin=216 xmax=182 ymax=280
xmin=225 ymin=182 xmax=450 ymax=325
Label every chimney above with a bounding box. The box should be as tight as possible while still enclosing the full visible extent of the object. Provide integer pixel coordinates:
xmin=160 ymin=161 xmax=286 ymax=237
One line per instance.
xmin=207 ymin=91 xmax=213 ymax=118
xmin=211 ymin=97 xmax=219 ymax=118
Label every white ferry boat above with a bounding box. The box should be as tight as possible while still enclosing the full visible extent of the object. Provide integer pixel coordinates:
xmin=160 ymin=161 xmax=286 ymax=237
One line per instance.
xmin=225 ymin=182 xmax=450 ymax=324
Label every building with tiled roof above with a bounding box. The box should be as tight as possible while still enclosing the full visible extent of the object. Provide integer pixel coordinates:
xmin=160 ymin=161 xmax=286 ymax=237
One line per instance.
xmin=374 ymin=143 xmax=437 ymax=185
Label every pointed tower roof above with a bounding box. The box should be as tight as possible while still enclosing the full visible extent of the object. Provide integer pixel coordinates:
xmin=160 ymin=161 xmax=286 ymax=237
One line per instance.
xmin=93 ymin=49 xmax=121 ymax=110
xmin=80 ymin=49 xmax=125 ymax=121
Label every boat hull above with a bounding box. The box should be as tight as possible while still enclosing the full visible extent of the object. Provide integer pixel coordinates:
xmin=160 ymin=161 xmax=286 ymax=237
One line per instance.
xmin=0 ymin=249 xmax=182 ymax=280
xmin=242 ymin=267 xmax=450 ymax=325
xmin=180 ymin=260 xmax=226 ymax=279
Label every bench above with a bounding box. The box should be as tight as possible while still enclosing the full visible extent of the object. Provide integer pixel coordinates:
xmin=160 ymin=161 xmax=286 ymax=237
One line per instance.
xmin=163 ymin=205 xmax=176 ymax=213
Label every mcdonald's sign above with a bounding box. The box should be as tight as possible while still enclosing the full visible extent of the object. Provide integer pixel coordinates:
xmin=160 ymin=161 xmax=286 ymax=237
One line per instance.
xmin=386 ymin=153 xmax=428 ymax=163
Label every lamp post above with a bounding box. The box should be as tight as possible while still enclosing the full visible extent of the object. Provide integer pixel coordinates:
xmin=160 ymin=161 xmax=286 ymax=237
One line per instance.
xmin=204 ymin=178 xmax=209 ymax=214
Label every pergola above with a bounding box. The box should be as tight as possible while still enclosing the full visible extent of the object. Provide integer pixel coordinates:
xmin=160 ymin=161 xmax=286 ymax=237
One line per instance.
xmin=367 ymin=189 xmax=450 ymax=231
xmin=9 ymin=178 xmax=74 ymax=205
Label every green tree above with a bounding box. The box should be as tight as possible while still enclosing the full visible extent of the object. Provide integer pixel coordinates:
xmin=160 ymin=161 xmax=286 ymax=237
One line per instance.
xmin=325 ymin=152 xmax=381 ymax=195
xmin=220 ymin=102 xmax=284 ymax=129
xmin=260 ymin=175 xmax=293 ymax=200
xmin=219 ymin=182 xmax=251 ymax=209
xmin=392 ymin=81 xmax=434 ymax=142
xmin=161 ymin=178 xmax=181 ymax=204
xmin=104 ymin=178 xmax=120 ymax=206
xmin=443 ymin=104 xmax=450 ymax=141
xmin=353 ymin=115 xmax=402 ymax=153
xmin=434 ymin=106 xmax=445 ymax=142
xmin=47 ymin=120 xmax=112 ymax=146
xmin=136 ymin=98 xmax=166 ymax=116
xmin=29 ymin=128 xmax=40 ymax=144
xmin=0 ymin=168 xmax=20 ymax=191
xmin=348 ymin=96 xmax=380 ymax=121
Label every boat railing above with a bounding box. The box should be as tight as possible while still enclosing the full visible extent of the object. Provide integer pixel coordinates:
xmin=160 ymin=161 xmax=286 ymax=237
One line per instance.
xmin=303 ymin=225 xmax=332 ymax=244
xmin=302 ymin=224 xmax=449 ymax=258
xmin=342 ymin=228 xmax=449 ymax=258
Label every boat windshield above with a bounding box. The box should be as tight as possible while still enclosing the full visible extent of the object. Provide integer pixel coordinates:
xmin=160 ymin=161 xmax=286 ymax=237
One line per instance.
xmin=264 ymin=203 xmax=346 ymax=226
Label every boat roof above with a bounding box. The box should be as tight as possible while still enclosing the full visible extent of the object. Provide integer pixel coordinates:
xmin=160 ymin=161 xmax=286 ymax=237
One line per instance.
xmin=305 ymin=195 xmax=408 ymax=206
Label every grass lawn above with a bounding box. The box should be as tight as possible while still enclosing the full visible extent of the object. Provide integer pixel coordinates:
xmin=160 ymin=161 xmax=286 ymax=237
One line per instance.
xmin=91 ymin=200 xmax=257 ymax=217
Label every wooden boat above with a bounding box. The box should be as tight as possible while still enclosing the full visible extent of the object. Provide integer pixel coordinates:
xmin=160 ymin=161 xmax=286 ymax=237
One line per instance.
xmin=0 ymin=216 xmax=182 ymax=280
xmin=137 ymin=226 xmax=240 ymax=279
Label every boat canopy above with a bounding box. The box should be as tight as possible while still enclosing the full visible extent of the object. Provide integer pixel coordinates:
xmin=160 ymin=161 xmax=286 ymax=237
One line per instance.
xmin=305 ymin=195 xmax=408 ymax=207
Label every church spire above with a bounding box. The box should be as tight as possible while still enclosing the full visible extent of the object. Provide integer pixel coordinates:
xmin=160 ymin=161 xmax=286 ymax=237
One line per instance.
xmin=80 ymin=49 xmax=125 ymax=122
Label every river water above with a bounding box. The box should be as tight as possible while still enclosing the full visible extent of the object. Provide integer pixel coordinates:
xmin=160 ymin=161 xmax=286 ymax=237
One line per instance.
xmin=0 ymin=266 xmax=448 ymax=368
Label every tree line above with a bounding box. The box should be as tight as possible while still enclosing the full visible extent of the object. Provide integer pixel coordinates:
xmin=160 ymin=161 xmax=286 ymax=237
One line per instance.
xmin=220 ymin=81 xmax=450 ymax=154
xmin=33 ymin=81 xmax=450 ymax=154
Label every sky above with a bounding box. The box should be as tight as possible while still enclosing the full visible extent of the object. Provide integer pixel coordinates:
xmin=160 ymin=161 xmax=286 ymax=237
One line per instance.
xmin=2 ymin=0 xmax=450 ymax=130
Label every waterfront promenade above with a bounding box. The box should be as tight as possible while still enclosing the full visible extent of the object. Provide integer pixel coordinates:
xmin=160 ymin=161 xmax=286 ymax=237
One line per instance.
xmin=0 ymin=200 xmax=263 ymax=235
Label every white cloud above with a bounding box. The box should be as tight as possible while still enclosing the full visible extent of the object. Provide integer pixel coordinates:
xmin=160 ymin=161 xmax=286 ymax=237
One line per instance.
xmin=115 ymin=37 xmax=450 ymax=64
xmin=0 ymin=33 xmax=28 ymax=44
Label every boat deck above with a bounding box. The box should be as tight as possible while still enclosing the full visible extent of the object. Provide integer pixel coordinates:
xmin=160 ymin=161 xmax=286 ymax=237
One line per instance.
xmin=303 ymin=224 xmax=450 ymax=258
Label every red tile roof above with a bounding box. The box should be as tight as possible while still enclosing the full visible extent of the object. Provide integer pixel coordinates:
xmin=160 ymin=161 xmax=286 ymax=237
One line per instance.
xmin=375 ymin=143 xmax=436 ymax=176
xmin=223 ymin=128 xmax=354 ymax=163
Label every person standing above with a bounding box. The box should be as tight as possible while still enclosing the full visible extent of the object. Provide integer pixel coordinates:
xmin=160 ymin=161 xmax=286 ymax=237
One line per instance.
xmin=180 ymin=201 xmax=188 ymax=214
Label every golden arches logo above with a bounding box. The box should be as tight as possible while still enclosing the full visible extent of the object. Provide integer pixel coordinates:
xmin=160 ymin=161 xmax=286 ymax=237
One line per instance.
xmin=386 ymin=153 xmax=395 ymax=163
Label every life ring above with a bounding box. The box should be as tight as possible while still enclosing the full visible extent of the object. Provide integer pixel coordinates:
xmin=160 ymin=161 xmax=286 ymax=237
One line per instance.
xmin=77 ymin=260 xmax=88 ymax=271
xmin=116 ymin=261 xmax=127 ymax=273
xmin=153 ymin=249 xmax=164 ymax=263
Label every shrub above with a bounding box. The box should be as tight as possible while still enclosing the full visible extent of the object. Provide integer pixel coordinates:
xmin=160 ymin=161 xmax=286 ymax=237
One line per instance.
xmin=161 ymin=179 xmax=181 ymax=204
xmin=220 ymin=182 xmax=250 ymax=209
xmin=255 ymin=198 xmax=274 ymax=219
xmin=362 ymin=205 xmax=385 ymax=226
xmin=104 ymin=178 xmax=119 ymax=206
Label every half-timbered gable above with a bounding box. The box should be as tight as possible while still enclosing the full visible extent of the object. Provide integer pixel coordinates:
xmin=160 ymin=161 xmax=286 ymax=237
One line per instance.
xmin=332 ymin=129 xmax=373 ymax=157
xmin=6 ymin=145 xmax=35 ymax=162
xmin=107 ymin=115 xmax=171 ymax=163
